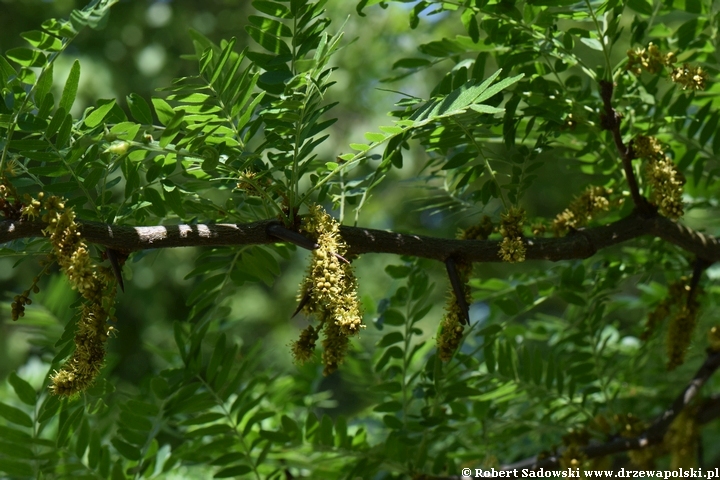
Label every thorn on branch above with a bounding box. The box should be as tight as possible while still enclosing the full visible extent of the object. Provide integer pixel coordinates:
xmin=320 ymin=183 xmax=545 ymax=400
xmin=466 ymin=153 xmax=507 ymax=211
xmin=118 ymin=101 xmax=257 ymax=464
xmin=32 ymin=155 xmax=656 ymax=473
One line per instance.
xmin=689 ymin=257 xmax=712 ymax=307
xmin=292 ymin=289 xmax=312 ymax=318
xmin=105 ymin=248 xmax=126 ymax=292
xmin=267 ymin=223 xmax=319 ymax=250
xmin=445 ymin=257 xmax=469 ymax=325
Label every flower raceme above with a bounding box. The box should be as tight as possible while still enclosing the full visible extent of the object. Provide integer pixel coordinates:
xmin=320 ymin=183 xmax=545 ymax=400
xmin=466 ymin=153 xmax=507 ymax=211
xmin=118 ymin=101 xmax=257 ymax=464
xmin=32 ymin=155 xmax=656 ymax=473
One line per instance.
xmin=292 ymin=204 xmax=364 ymax=375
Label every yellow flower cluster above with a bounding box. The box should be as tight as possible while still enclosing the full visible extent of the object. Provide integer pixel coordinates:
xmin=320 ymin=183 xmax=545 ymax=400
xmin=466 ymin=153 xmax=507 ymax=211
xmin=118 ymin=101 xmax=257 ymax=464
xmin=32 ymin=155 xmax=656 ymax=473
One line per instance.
xmin=708 ymin=325 xmax=720 ymax=352
xmin=457 ymin=215 xmax=493 ymax=240
xmin=632 ymin=135 xmax=663 ymax=159
xmin=665 ymin=409 xmax=699 ymax=468
xmin=633 ymin=135 xmax=684 ymax=219
xmin=552 ymin=186 xmax=612 ymax=236
xmin=290 ymin=324 xmax=318 ymax=363
xmin=643 ymin=277 xmax=701 ymax=370
xmin=29 ymin=195 xmax=117 ymax=396
xmin=236 ymin=169 xmax=270 ymax=195
xmin=437 ymin=261 xmax=471 ymax=361
xmin=646 ymin=156 xmax=685 ymax=219
xmin=559 ymin=445 xmax=588 ymax=471
xmin=670 ymin=64 xmax=708 ymax=91
xmin=626 ymin=42 xmax=706 ymax=91
xmin=292 ymin=204 xmax=364 ymax=375
xmin=626 ymin=42 xmax=672 ymax=75
xmin=498 ymin=207 xmax=526 ymax=262
xmin=10 ymin=275 xmax=41 ymax=321
xmin=613 ymin=413 xmax=655 ymax=467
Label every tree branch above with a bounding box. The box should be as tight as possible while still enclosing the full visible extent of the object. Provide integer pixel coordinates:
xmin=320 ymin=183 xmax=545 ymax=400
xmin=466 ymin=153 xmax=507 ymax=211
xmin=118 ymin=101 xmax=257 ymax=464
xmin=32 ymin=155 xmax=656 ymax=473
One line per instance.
xmin=2 ymin=210 xmax=719 ymax=263
xmin=502 ymin=349 xmax=720 ymax=471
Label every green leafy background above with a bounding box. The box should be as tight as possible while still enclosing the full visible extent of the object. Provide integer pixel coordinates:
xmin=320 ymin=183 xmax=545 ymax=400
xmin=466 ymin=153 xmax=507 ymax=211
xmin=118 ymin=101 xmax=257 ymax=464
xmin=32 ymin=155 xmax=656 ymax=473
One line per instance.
xmin=1 ymin=0 xmax=720 ymax=478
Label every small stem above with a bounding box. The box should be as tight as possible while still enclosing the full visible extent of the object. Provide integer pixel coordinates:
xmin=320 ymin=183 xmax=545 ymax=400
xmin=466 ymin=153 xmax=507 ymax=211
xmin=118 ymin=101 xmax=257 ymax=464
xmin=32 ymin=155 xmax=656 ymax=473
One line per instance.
xmin=598 ymin=80 xmax=650 ymax=213
xmin=453 ymin=119 xmax=509 ymax=210
xmin=584 ymin=0 xmax=613 ymax=80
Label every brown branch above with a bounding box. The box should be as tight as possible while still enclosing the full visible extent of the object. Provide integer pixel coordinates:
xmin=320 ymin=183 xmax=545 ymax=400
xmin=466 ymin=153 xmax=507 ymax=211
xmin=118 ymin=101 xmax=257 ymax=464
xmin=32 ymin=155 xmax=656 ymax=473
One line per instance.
xmin=2 ymin=211 xmax=720 ymax=263
xmin=599 ymin=80 xmax=652 ymax=216
xmin=501 ymin=350 xmax=720 ymax=471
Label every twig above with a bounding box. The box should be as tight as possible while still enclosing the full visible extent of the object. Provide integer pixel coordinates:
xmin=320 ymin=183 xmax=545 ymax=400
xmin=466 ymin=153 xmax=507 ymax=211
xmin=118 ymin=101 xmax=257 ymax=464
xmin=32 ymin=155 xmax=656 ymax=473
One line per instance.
xmin=598 ymin=80 xmax=651 ymax=215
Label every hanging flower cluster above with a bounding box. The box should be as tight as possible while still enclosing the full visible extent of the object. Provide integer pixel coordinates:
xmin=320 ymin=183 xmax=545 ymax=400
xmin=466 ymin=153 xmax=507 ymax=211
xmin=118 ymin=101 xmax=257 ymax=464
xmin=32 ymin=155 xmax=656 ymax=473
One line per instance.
xmin=633 ymin=135 xmax=685 ymax=219
xmin=292 ymin=204 xmax=364 ymax=375
xmin=27 ymin=195 xmax=118 ymax=396
xmin=552 ymin=186 xmax=613 ymax=236
xmin=498 ymin=207 xmax=526 ymax=262
xmin=437 ymin=261 xmax=471 ymax=361
xmin=457 ymin=215 xmax=493 ymax=240
xmin=558 ymin=428 xmax=590 ymax=470
xmin=665 ymin=409 xmax=699 ymax=468
xmin=642 ymin=277 xmax=702 ymax=371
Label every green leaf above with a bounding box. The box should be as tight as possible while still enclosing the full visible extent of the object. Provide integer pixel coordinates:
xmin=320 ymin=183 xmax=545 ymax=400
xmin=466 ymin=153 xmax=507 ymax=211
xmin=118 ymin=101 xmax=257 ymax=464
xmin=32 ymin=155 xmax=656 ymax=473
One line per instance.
xmin=470 ymin=104 xmax=504 ymax=114
xmin=0 ymin=458 xmax=33 ymax=477
xmin=210 ymin=38 xmax=238 ymax=85
xmin=57 ymin=405 xmax=84 ymax=448
xmin=144 ymin=187 xmax=167 ymax=217
xmin=443 ymin=152 xmax=475 ymax=170
xmin=364 ymin=132 xmax=387 ymax=142
xmin=214 ymin=465 xmax=253 ymax=478
xmin=385 ymin=265 xmax=411 ymax=278
xmin=8 ymin=373 xmax=36 ymax=406
xmin=84 ymin=99 xmax=117 ymax=127
xmin=111 ymin=438 xmax=141 ymax=461
xmin=75 ymin=418 xmax=90 ymax=458
xmin=127 ymin=93 xmax=153 ymax=124
xmin=559 ymin=291 xmax=586 ymax=306
xmin=249 ymin=16 xmax=292 ymax=38
xmin=382 ymin=309 xmax=405 ymax=326
xmin=245 ymin=25 xmax=291 ymax=55
xmin=373 ymin=401 xmax=402 ymax=413
xmin=253 ymin=1 xmax=292 ymax=18
xmin=0 ymin=402 xmax=33 ymax=427
xmin=0 ymin=425 xmax=31 ymax=442
xmin=319 ymin=414 xmax=333 ymax=446
xmin=0 ymin=56 xmax=17 ymax=85
xmin=377 ymin=332 xmax=404 ymax=347
xmin=579 ymin=37 xmax=603 ymax=51
xmin=37 ymin=394 xmax=61 ymax=423
xmin=35 ymin=63 xmax=53 ymax=109
xmin=393 ymin=58 xmax=431 ymax=69
xmin=6 ymin=47 xmax=47 ymax=67
xmin=151 ymin=97 xmax=176 ymax=126
xmin=59 ymin=59 xmax=80 ymax=113
xmin=21 ymin=30 xmax=63 ymax=51
xmin=207 ymin=333 xmax=227 ymax=383
xmin=475 ymin=382 xmax=517 ymax=401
